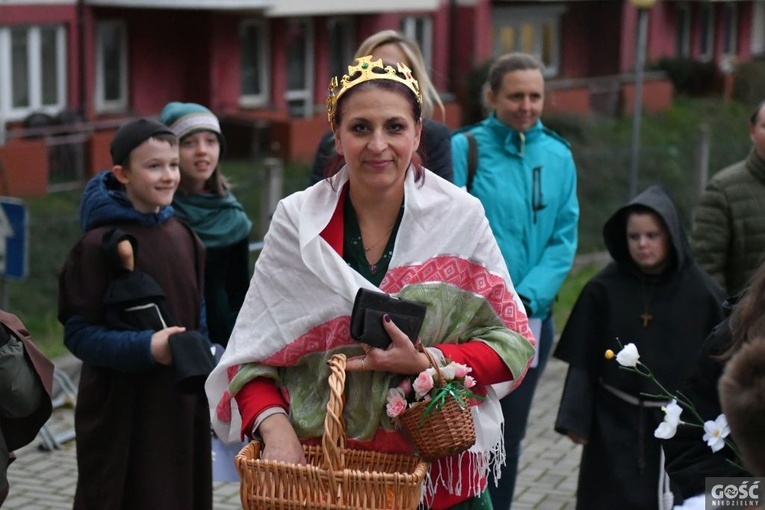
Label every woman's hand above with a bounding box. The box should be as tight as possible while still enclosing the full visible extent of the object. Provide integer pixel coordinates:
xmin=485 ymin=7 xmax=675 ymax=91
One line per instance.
xmin=258 ymin=413 xmax=307 ymax=465
xmin=346 ymin=314 xmax=430 ymax=375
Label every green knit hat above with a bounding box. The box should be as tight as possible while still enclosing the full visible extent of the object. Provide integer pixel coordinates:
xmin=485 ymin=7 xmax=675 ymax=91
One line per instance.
xmin=159 ymin=102 xmax=226 ymax=154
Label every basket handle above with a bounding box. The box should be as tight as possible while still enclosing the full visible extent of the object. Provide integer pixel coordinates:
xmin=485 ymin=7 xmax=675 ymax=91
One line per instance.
xmin=417 ymin=344 xmax=444 ymax=387
xmin=321 ymin=354 xmax=347 ymax=479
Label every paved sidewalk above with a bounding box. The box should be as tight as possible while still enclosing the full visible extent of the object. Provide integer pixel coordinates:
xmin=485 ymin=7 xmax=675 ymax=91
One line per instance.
xmin=4 ymin=356 xmax=581 ymax=509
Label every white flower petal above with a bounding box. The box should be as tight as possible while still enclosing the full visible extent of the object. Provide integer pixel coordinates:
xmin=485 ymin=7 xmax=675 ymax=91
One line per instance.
xmin=654 ymin=421 xmax=678 ymax=439
xmin=663 ymin=400 xmax=683 ymax=426
xmin=615 ymin=343 xmax=640 ymax=368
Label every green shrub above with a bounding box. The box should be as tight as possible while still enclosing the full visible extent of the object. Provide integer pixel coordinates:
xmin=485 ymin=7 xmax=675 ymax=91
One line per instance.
xmin=651 ymin=57 xmax=721 ymax=96
xmin=732 ymin=58 xmax=765 ymax=111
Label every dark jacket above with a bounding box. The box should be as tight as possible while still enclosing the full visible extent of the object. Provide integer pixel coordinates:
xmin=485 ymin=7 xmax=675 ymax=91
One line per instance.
xmin=0 ymin=311 xmax=53 ymax=505
xmin=308 ymin=118 xmax=453 ymax=184
xmin=554 ymin=184 xmax=726 ymax=509
xmin=691 ymin=149 xmax=765 ymax=296
xmin=663 ymin=297 xmax=750 ymax=499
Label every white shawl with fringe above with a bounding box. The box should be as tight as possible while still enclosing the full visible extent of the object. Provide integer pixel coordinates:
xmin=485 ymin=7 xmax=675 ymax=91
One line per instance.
xmin=206 ymin=167 xmax=535 ymax=499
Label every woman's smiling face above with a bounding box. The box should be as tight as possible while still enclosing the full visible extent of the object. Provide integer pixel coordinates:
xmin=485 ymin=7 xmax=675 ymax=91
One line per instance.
xmin=334 ymin=84 xmax=421 ymax=191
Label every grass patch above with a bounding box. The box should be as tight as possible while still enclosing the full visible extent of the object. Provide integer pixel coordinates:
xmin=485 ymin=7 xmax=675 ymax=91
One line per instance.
xmin=554 ymin=264 xmax=603 ymax=334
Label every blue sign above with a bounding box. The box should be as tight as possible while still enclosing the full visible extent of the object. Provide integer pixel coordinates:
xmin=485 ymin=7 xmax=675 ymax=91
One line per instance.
xmin=0 ymin=197 xmax=28 ymax=280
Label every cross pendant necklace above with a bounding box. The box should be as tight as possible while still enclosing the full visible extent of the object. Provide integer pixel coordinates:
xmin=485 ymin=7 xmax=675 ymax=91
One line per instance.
xmin=639 ymin=279 xmax=656 ymax=328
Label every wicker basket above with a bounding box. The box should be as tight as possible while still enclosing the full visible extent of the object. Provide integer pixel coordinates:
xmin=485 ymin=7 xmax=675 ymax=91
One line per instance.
xmin=235 ymin=354 xmax=430 ymax=510
xmin=399 ymin=347 xmax=477 ymax=461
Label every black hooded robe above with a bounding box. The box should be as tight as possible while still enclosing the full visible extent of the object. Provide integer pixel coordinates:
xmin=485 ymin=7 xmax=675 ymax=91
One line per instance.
xmin=553 ymin=185 xmax=726 ymax=509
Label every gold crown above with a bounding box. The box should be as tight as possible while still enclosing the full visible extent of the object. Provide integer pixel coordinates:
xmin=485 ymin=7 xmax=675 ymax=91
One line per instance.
xmin=326 ymin=55 xmax=422 ymax=124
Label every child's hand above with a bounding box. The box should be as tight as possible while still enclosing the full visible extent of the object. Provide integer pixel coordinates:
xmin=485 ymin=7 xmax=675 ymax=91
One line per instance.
xmin=150 ymin=326 xmax=186 ymax=365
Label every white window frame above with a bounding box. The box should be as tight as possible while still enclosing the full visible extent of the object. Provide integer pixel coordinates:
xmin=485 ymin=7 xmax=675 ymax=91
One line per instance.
xmin=400 ymin=15 xmax=433 ymax=71
xmin=698 ymin=3 xmax=715 ymax=62
xmin=0 ymin=24 xmax=67 ymax=122
xmin=239 ymin=19 xmax=270 ymax=108
xmin=753 ymin=1 xmax=765 ymax=56
xmin=95 ymin=20 xmax=128 ymax=113
xmin=676 ymin=3 xmax=691 ymax=57
xmin=722 ymin=3 xmax=738 ymax=56
xmin=491 ymin=6 xmax=565 ymax=77
xmin=283 ymin=18 xmax=314 ymax=118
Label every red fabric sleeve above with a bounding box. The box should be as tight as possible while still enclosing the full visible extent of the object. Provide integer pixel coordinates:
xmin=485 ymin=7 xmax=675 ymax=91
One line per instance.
xmin=234 ymin=377 xmax=289 ymax=438
xmin=436 ymin=342 xmax=512 ymax=385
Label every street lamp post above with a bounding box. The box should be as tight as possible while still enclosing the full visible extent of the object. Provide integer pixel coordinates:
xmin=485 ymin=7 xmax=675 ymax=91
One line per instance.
xmin=628 ymin=0 xmax=657 ymax=199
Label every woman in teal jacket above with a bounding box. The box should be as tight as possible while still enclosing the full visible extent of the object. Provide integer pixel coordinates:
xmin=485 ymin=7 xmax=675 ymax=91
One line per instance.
xmin=451 ymin=52 xmax=579 ymax=510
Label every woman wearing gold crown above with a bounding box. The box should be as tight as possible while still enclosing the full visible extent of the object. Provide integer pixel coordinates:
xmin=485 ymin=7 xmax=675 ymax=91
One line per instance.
xmin=205 ymin=56 xmax=535 ymax=509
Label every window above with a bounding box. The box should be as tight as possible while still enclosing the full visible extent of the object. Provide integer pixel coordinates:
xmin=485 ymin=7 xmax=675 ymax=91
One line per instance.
xmin=492 ymin=6 xmax=564 ymax=76
xmin=400 ymin=16 xmax=433 ymax=71
xmin=240 ymin=19 xmax=270 ymax=108
xmin=327 ymin=17 xmax=354 ymax=79
xmin=283 ymin=19 xmax=314 ymax=117
xmin=95 ymin=21 xmax=128 ymax=112
xmin=676 ymin=4 xmax=691 ymax=57
xmin=698 ymin=3 xmax=715 ymax=61
xmin=722 ymin=3 xmax=738 ymax=55
xmin=0 ymin=24 xmax=67 ymax=121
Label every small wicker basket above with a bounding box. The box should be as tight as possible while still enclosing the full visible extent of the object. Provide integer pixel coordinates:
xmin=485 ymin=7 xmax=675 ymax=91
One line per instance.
xmin=399 ymin=346 xmax=477 ymax=461
xmin=235 ymin=354 xmax=430 ymax=510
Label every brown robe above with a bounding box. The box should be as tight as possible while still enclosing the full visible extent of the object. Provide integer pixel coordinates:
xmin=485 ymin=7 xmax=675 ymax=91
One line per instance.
xmin=58 ymin=219 xmax=212 ymax=510
xmin=0 ymin=310 xmax=54 ymax=505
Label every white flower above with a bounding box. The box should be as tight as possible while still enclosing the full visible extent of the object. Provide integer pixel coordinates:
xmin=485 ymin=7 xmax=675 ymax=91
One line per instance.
xmin=654 ymin=400 xmax=683 ymax=439
xmin=615 ymin=343 xmax=640 ymax=368
xmin=702 ymin=414 xmax=730 ymax=453
xmin=439 ymin=363 xmax=457 ymax=381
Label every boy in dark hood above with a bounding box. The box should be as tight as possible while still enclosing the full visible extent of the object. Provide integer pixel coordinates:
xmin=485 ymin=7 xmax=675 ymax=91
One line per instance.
xmin=553 ymin=184 xmax=725 ymax=509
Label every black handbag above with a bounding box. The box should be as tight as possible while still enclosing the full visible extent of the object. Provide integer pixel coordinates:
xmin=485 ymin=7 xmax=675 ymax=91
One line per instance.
xmin=350 ymin=288 xmax=427 ymax=349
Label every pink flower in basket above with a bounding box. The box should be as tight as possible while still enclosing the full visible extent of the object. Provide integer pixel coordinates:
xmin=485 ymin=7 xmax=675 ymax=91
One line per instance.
xmin=413 ymin=370 xmax=435 ymax=399
xmin=385 ymin=358 xmax=484 ymax=420
xmin=386 ymin=387 xmax=408 ymax=418
xmin=452 ymin=363 xmax=471 ymax=379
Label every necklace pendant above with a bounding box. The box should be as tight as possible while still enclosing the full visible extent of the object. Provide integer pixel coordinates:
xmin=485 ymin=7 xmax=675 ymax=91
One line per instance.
xmin=369 ymin=263 xmax=378 ymax=275
xmin=640 ymin=312 xmax=653 ymax=328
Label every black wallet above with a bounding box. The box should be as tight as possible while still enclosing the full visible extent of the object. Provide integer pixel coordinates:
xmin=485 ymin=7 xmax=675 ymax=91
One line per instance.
xmin=350 ymin=288 xmax=427 ymax=349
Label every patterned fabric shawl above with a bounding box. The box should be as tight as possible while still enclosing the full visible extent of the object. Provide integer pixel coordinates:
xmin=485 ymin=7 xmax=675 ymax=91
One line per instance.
xmin=206 ymin=167 xmax=535 ymax=495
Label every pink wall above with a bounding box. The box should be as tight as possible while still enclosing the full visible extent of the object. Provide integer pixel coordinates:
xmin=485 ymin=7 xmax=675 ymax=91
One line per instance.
xmin=269 ymin=19 xmax=288 ymax=114
xmin=126 ymin=10 xmax=192 ymax=114
xmin=647 ymin=1 xmax=674 ymax=60
xmin=737 ymin=3 xmax=753 ymax=61
xmin=209 ymin=14 xmax=242 ymax=112
xmin=558 ymin=8 xmax=591 ymax=78
xmin=431 ymin=2 xmax=451 ymax=92
xmin=620 ymin=2 xmax=637 ymax=74
xmin=312 ymin=20 xmax=331 ymax=109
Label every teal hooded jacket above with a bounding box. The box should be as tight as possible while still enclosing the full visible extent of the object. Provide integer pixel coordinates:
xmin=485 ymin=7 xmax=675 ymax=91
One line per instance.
xmin=451 ymin=114 xmax=579 ymax=318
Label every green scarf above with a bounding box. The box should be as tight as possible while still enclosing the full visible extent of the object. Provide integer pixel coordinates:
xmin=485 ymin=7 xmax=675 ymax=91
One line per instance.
xmin=172 ymin=192 xmax=252 ymax=248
